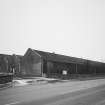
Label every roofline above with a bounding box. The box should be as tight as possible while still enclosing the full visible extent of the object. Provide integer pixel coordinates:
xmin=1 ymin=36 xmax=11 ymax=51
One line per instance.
xmin=28 ymin=48 xmax=105 ymax=64
xmin=31 ymin=49 xmax=42 ymax=58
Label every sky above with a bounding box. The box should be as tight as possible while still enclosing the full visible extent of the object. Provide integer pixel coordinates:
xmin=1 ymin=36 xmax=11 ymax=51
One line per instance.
xmin=0 ymin=0 xmax=105 ymax=61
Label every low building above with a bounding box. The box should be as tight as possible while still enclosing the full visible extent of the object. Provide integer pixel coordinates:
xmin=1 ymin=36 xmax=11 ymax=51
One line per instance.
xmin=0 ymin=54 xmax=23 ymax=77
xmin=21 ymin=48 xmax=87 ymax=77
xmin=0 ymin=54 xmax=13 ymax=73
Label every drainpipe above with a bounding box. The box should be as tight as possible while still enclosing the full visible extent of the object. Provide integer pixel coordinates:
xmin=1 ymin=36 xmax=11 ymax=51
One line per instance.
xmin=76 ymin=63 xmax=78 ymax=77
xmin=18 ymin=62 xmax=20 ymax=74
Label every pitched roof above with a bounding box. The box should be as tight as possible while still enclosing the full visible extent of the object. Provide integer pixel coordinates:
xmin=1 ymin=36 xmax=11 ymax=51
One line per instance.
xmin=88 ymin=60 xmax=105 ymax=66
xmin=0 ymin=54 xmax=11 ymax=59
xmin=0 ymin=54 xmax=11 ymax=57
xmin=32 ymin=49 xmax=86 ymax=64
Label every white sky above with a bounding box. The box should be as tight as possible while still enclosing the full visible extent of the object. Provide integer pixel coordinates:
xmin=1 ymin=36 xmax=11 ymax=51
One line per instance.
xmin=0 ymin=0 xmax=105 ymax=61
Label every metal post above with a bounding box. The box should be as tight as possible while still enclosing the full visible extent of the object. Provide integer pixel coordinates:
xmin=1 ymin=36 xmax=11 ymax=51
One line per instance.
xmin=41 ymin=58 xmax=43 ymax=76
xmin=76 ymin=64 xmax=78 ymax=77
xmin=76 ymin=64 xmax=77 ymax=74
xmin=18 ymin=63 xmax=20 ymax=73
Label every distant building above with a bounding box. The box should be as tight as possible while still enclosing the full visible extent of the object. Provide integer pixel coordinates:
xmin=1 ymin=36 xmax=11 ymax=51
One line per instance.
xmin=0 ymin=54 xmax=13 ymax=73
xmin=0 ymin=54 xmax=23 ymax=76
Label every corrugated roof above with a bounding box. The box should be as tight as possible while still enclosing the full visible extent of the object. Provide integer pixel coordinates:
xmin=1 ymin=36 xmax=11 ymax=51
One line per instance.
xmin=88 ymin=60 xmax=105 ymax=66
xmin=32 ymin=49 xmax=86 ymax=64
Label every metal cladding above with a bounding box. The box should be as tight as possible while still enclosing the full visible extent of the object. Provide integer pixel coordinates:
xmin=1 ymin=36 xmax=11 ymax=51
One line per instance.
xmin=33 ymin=49 xmax=86 ymax=64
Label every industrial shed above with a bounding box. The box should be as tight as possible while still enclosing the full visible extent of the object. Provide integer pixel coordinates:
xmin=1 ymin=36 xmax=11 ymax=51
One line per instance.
xmin=21 ymin=48 xmax=88 ymax=77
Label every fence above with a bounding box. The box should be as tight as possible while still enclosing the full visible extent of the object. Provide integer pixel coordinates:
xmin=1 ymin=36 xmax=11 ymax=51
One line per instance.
xmin=47 ymin=73 xmax=105 ymax=79
xmin=0 ymin=73 xmax=13 ymax=84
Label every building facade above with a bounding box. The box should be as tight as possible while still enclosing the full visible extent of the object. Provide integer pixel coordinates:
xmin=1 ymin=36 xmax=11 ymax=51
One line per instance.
xmin=21 ymin=48 xmax=88 ymax=77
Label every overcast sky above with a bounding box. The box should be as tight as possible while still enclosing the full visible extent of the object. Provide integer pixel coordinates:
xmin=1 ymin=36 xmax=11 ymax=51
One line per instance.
xmin=0 ymin=0 xmax=105 ymax=61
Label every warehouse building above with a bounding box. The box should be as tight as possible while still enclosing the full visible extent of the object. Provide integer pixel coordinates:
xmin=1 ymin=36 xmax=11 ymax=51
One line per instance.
xmin=0 ymin=48 xmax=105 ymax=78
xmin=21 ymin=48 xmax=88 ymax=77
